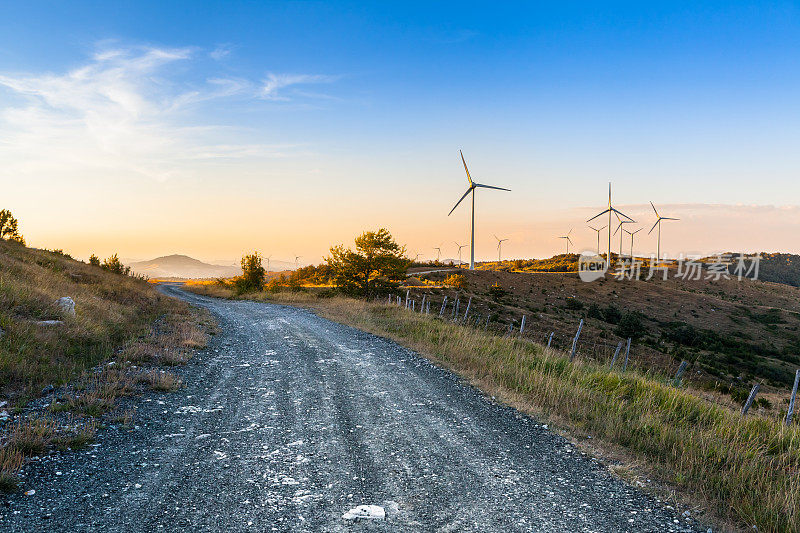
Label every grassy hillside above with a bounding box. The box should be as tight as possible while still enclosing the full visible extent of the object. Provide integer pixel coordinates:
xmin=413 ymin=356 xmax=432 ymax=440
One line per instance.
xmin=0 ymin=240 xmax=171 ymax=399
xmin=0 ymin=240 xmax=214 ymax=491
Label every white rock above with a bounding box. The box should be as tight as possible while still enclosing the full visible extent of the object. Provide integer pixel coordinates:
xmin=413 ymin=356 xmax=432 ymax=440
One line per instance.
xmin=342 ymin=504 xmax=386 ymax=521
xmin=36 ymin=320 xmax=64 ymax=326
xmin=56 ymin=297 xmax=75 ymax=316
xmin=24 ymin=490 xmax=35 ymax=496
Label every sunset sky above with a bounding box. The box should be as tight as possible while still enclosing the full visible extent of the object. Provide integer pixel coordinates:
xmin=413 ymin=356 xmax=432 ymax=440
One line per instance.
xmin=2 ymin=2 xmax=800 ymax=265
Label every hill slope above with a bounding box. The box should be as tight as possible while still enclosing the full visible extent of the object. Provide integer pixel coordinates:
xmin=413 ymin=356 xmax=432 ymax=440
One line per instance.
xmin=128 ymin=254 xmax=241 ymax=279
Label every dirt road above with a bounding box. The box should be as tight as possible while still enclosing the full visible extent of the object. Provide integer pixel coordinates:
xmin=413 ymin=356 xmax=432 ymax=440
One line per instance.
xmin=0 ymin=285 xmax=706 ymax=532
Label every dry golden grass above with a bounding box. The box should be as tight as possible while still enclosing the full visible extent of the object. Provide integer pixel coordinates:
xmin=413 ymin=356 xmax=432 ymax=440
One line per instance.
xmin=0 ymin=446 xmax=23 ymax=492
xmin=138 ymin=369 xmax=182 ymax=391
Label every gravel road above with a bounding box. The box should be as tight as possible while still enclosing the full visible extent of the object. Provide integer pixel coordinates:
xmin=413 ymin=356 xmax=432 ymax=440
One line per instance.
xmin=0 ymin=285 xmax=707 ymax=532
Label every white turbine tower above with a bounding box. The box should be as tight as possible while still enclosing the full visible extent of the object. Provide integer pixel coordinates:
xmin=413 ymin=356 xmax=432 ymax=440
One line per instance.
xmin=623 ymin=227 xmax=643 ymax=258
xmin=454 ymin=241 xmax=467 ymax=267
xmin=265 ymin=255 xmax=272 ymax=272
xmin=494 ymin=235 xmax=509 ymax=262
xmin=294 ymin=255 xmax=301 ymax=270
xmin=613 ymin=217 xmax=635 ymax=258
xmin=433 ymin=246 xmax=442 ymax=262
xmin=558 ymin=229 xmax=574 ymax=254
xmin=587 ymin=225 xmax=607 ymax=256
xmin=448 ymin=151 xmax=510 ymax=270
xmin=648 ymin=202 xmax=679 ymax=261
xmin=587 ymin=183 xmax=634 ymax=264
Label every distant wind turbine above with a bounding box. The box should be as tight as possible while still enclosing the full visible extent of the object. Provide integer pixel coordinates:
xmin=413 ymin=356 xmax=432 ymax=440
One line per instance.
xmin=558 ymin=229 xmax=574 ymax=254
xmin=448 ymin=151 xmax=510 ymax=270
xmin=433 ymin=246 xmax=442 ymax=262
xmin=623 ymin=227 xmax=643 ymax=258
xmin=587 ymin=183 xmax=634 ymax=263
xmin=454 ymin=241 xmax=467 ymax=266
xmin=265 ymin=255 xmax=272 ymax=272
xmin=648 ymin=202 xmax=679 ymax=261
xmin=587 ymin=225 xmax=607 ymax=256
xmin=613 ymin=216 xmax=635 ymax=258
xmin=294 ymin=255 xmax=301 ymax=270
xmin=494 ymin=235 xmax=509 ymax=262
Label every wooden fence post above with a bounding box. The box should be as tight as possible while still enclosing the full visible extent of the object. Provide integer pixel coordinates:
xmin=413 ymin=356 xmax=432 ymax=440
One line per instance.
xmin=520 ymin=315 xmax=526 ymax=334
xmin=411 ymin=300 xmax=415 ymax=312
xmin=463 ymin=296 xmax=472 ymax=322
xmin=569 ymin=319 xmax=584 ymax=361
xmin=420 ymin=295 xmax=426 ymax=313
xmin=672 ymin=360 xmax=688 ymax=386
xmin=484 ymin=315 xmax=490 ymax=330
xmin=610 ymin=341 xmax=623 ymax=370
xmin=622 ymin=338 xmax=631 ymax=371
xmin=547 ymin=332 xmax=553 ymax=348
xmin=439 ymin=296 xmax=448 ymax=316
xmin=786 ymin=369 xmax=800 ymax=425
xmin=741 ymin=383 xmax=760 ymax=416
xmin=426 ymin=301 xmax=430 ymax=315
xmin=453 ymin=298 xmax=460 ymax=320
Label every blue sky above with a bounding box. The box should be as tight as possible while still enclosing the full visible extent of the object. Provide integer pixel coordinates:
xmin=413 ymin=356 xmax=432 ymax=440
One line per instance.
xmin=2 ymin=2 xmax=800 ymax=262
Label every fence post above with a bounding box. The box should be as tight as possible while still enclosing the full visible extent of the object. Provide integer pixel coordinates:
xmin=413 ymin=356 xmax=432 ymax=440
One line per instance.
xmin=786 ymin=369 xmax=800 ymax=425
xmin=547 ymin=332 xmax=553 ymax=348
xmin=485 ymin=315 xmax=490 ymax=330
xmin=505 ymin=322 xmax=514 ymax=337
xmin=420 ymin=295 xmax=426 ymax=313
xmin=463 ymin=297 xmax=472 ymax=322
xmin=569 ymin=319 xmax=584 ymax=361
xmin=439 ymin=296 xmax=448 ymax=317
xmin=741 ymin=383 xmax=760 ymax=416
xmin=387 ymin=295 xmax=391 ymax=305
xmin=622 ymin=338 xmax=631 ymax=371
xmin=453 ymin=298 xmax=460 ymax=320
xmin=520 ymin=315 xmax=526 ymax=334
xmin=610 ymin=341 xmax=623 ymax=370
xmin=412 ymin=300 xmax=415 ymax=312
xmin=426 ymin=301 xmax=430 ymax=315
xmin=672 ymin=360 xmax=688 ymax=386
xmin=405 ymin=289 xmax=409 ymax=306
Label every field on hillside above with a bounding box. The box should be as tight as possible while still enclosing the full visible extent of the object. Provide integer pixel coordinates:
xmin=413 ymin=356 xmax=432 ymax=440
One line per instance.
xmin=407 ymin=266 xmax=800 ymax=409
xmin=0 ymin=240 xmax=202 ymax=401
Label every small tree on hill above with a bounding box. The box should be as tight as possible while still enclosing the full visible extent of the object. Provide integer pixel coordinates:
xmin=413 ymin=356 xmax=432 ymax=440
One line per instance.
xmin=237 ymin=252 xmax=266 ymax=293
xmin=102 ymin=254 xmax=131 ymax=275
xmin=0 ymin=209 xmax=25 ymax=244
xmin=326 ymin=228 xmax=409 ymax=298
xmin=89 ymin=254 xmax=101 ymax=267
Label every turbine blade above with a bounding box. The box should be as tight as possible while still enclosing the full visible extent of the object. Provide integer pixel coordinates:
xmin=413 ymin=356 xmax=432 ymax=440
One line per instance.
xmin=612 ymin=207 xmax=635 ymax=222
xmin=613 ymin=222 xmax=624 ymax=236
xmin=474 ymin=183 xmax=511 ymax=192
xmin=460 ymin=150 xmax=473 ymax=186
xmin=567 ymin=237 xmax=573 ymax=245
xmin=448 ymin=187 xmax=473 ymax=216
xmin=662 ymin=217 xmax=680 ymax=220
xmin=650 ymin=201 xmax=659 ymax=217
xmin=648 ymin=219 xmax=660 ymax=234
xmin=586 ymin=209 xmax=611 ymax=222
xmin=599 ymin=225 xmax=607 ymax=231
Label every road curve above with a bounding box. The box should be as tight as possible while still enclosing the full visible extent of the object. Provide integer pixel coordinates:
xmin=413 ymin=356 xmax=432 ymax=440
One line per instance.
xmin=1 ymin=285 xmax=705 ymax=532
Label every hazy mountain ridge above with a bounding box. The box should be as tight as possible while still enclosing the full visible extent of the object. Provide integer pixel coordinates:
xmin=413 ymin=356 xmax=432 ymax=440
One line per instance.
xmin=127 ymin=254 xmax=298 ymax=279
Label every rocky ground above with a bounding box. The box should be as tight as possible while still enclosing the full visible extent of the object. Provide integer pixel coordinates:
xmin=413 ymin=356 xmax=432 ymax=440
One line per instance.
xmin=0 ymin=285 xmax=709 ymax=532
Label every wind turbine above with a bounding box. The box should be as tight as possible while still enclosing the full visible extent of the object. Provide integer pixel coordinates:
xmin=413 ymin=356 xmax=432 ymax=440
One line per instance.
xmin=587 ymin=225 xmax=607 ymax=256
xmin=433 ymin=246 xmax=442 ymax=262
xmin=613 ymin=217 xmax=635 ymax=258
xmin=265 ymin=255 xmax=272 ymax=272
xmin=454 ymin=241 xmax=467 ymax=266
xmin=623 ymin=227 xmax=643 ymax=258
xmin=587 ymin=182 xmax=634 ymax=264
xmin=448 ymin=151 xmax=510 ymax=270
xmin=558 ymin=229 xmax=574 ymax=254
xmin=648 ymin=202 xmax=679 ymax=261
xmin=494 ymin=235 xmax=509 ymax=262
xmin=294 ymin=255 xmax=301 ymax=270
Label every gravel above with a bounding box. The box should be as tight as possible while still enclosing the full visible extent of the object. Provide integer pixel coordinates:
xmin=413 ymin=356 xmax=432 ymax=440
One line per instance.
xmin=0 ymin=285 xmax=709 ymax=532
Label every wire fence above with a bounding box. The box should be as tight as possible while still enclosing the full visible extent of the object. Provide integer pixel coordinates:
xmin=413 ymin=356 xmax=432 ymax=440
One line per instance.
xmin=375 ymin=289 xmax=800 ymax=423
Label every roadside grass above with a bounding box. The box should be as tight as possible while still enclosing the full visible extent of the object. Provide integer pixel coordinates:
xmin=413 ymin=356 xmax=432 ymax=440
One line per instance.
xmin=184 ymin=281 xmax=800 ymax=532
xmin=0 ymin=240 xmax=215 ymax=492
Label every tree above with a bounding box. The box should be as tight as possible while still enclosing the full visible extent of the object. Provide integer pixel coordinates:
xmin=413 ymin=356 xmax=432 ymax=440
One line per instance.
xmin=89 ymin=254 xmax=101 ymax=267
xmin=326 ymin=228 xmax=409 ymax=298
xmin=236 ymin=252 xmax=266 ymax=293
xmin=102 ymin=254 xmax=131 ymax=275
xmin=0 ymin=209 xmax=24 ymax=244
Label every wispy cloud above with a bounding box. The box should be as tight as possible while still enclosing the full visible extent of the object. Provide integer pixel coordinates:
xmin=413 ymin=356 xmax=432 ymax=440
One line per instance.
xmin=261 ymin=73 xmax=339 ymax=101
xmin=0 ymin=45 xmax=337 ymax=182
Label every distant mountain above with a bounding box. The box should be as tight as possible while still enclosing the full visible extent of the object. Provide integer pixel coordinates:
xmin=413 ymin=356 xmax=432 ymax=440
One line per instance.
xmin=128 ymin=255 xmax=241 ymax=280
